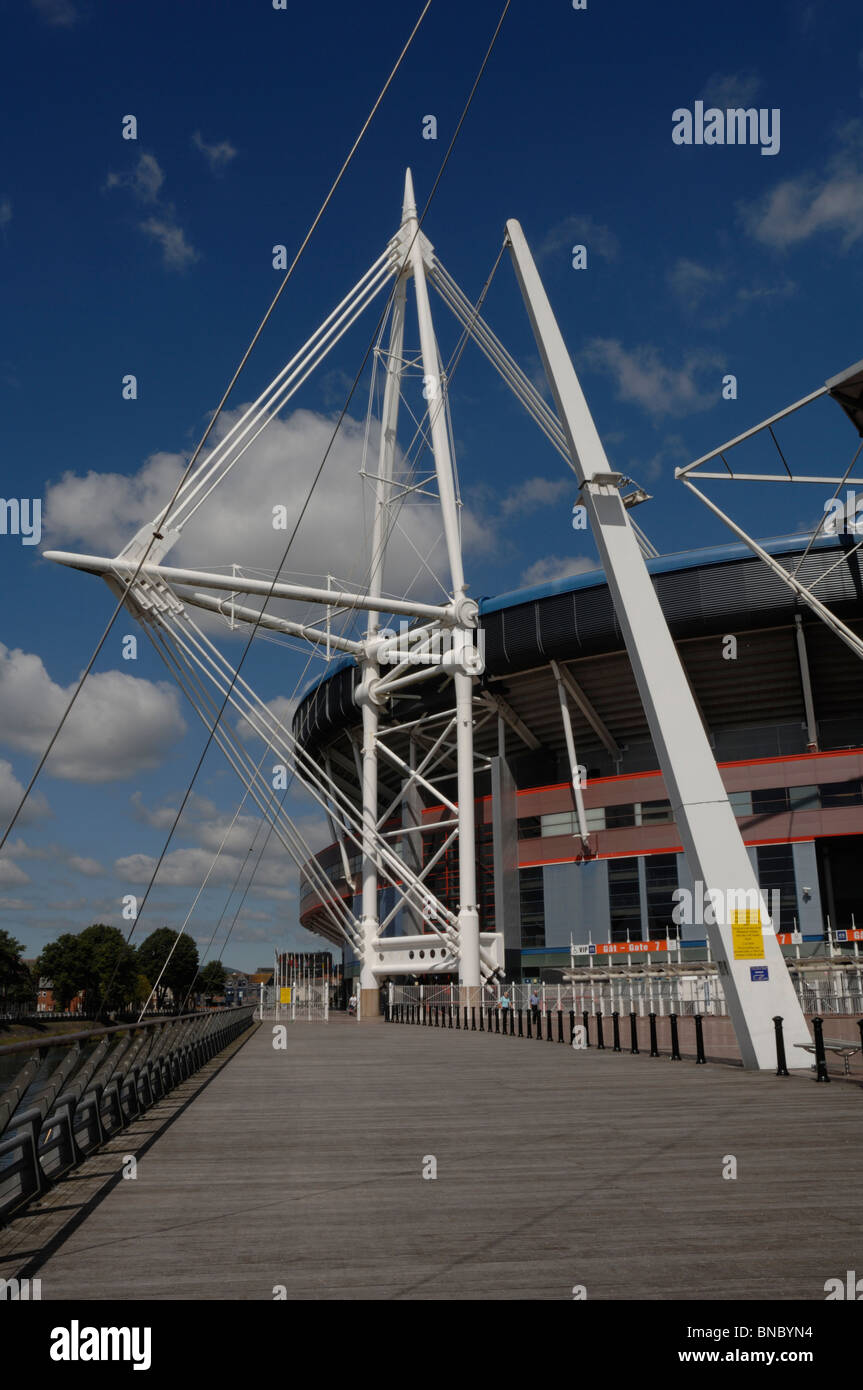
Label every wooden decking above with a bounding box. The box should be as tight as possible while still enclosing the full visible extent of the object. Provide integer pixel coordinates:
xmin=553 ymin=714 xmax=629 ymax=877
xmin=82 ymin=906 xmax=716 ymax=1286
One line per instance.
xmin=5 ymin=1015 xmax=862 ymax=1300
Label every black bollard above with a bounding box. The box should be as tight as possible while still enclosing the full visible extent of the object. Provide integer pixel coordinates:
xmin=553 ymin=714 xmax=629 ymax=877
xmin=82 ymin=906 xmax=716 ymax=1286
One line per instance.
xmin=479 ymin=1005 xmax=484 ymax=1031
xmin=518 ymin=1008 xmax=524 ymax=1038
xmin=582 ymin=1010 xmax=591 ymax=1047
xmin=569 ymin=1010 xmax=575 ymax=1044
xmin=772 ymin=1015 xmax=788 ymax=1077
xmin=495 ymin=1008 xmax=500 ymax=1034
xmin=612 ymin=1012 xmax=621 ymax=1053
xmin=509 ymin=1007 xmax=515 ymax=1035
xmin=538 ymin=1008 xmax=545 ymax=1040
xmin=669 ymin=1013 xmax=681 ymax=1060
xmin=558 ymin=1010 xmax=564 ymax=1043
xmin=629 ymin=1011 xmax=639 ymax=1055
xmin=812 ymin=1017 xmax=830 ymax=1082
xmin=448 ymin=1005 xmax=453 ymax=1029
xmin=858 ymin=1015 xmax=863 ymax=1054
xmin=548 ymin=1009 xmax=554 ymax=1041
xmin=456 ymin=1004 xmax=460 ymax=1029
xmin=694 ymin=1014 xmax=706 ymax=1065
xmin=471 ymin=1005 xmax=476 ymax=1031
xmin=526 ymin=1009 xmax=532 ymax=1039
xmin=649 ymin=1012 xmax=659 ymax=1056
xmin=595 ymin=1011 xmax=605 ymax=1049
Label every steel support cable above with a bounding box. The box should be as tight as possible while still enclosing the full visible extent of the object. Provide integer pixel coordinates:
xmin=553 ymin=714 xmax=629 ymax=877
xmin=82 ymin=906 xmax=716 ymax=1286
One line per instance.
xmin=135 ymin=601 xmax=344 ymax=1013
xmin=158 ymin=615 xmax=463 ymax=950
xmin=174 ymin=259 xmax=398 ymax=531
xmin=166 ymin=249 xmax=396 ymax=525
xmin=145 ymin=622 xmax=362 ymax=948
xmin=0 ymin=0 xmax=432 ymax=856
xmin=135 ymin=741 xmax=272 ymax=1021
xmin=93 ymin=0 xmax=513 ymax=996
xmin=789 ymin=439 xmax=863 ymax=582
xmin=431 ymin=262 xmax=569 ymax=457
xmin=159 ymin=611 xmax=459 ymax=943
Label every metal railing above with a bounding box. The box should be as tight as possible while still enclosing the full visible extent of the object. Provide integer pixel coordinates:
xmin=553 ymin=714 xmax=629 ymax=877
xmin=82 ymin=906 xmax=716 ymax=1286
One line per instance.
xmin=0 ymin=1006 xmax=254 ymax=1224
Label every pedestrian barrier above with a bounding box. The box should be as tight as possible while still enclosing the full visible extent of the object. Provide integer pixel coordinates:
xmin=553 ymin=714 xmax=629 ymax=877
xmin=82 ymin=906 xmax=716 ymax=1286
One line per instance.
xmin=0 ymin=1006 xmax=255 ymax=1224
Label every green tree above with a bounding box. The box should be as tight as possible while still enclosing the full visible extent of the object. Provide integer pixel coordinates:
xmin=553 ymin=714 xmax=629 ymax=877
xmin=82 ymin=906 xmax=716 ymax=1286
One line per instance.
xmin=37 ymin=933 xmax=88 ymax=1009
xmin=197 ymin=960 xmax=226 ymax=999
xmin=38 ymin=925 xmax=138 ymax=1014
xmin=0 ymin=929 xmax=35 ymax=1006
xmin=136 ymin=928 xmax=199 ymax=1011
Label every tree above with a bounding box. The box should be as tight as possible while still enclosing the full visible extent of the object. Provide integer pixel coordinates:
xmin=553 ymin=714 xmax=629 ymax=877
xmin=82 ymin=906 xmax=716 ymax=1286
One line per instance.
xmin=78 ymin=924 xmax=139 ymax=1013
xmin=37 ymin=933 xmax=88 ymax=1009
xmin=136 ymin=929 xmax=199 ymax=1011
xmin=197 ymin=960 xmax=226 ymax=999
xmin=38 ymin=925 xmax=138 ymax=1014
xmin=0 ymin=929 xmax=35 ymax=1007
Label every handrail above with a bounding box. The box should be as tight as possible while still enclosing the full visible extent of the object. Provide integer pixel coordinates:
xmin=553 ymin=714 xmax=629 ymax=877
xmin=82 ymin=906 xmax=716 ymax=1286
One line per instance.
xmin=0 ymin=1007 xmax=242 ymax=1058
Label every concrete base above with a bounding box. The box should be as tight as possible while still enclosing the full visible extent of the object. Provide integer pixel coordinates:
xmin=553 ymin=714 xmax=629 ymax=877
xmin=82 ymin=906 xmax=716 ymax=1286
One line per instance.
xmin=360 ymin=988 xmax=382 ymax=1021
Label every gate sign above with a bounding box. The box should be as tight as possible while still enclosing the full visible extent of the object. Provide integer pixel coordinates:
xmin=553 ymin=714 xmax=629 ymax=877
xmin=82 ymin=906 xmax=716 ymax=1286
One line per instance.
xmin=280 ymin=986 xmax=291 ymax=1004
xmin=750 ymin=966 xmax=769 ymax=982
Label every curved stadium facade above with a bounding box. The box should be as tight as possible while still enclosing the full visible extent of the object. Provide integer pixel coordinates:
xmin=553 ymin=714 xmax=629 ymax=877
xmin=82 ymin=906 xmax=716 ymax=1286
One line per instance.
xmin=293 ymin=533 xmax=863 ymax=984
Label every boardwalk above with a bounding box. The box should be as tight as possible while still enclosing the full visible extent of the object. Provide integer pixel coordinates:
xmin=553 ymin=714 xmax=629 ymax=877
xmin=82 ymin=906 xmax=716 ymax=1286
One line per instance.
xmin=4 ymin=1016 xmax=862 ymax=1301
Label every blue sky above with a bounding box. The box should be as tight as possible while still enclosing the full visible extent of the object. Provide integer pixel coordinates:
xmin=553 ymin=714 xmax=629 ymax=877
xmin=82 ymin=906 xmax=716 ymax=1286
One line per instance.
xmin=1 ymin=0 xmax=862 ymax=971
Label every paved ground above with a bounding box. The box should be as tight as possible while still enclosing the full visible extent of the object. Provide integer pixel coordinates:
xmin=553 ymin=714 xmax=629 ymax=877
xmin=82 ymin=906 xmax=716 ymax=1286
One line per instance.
xmin=10 ymin=1016 xmax=863 ymax=1300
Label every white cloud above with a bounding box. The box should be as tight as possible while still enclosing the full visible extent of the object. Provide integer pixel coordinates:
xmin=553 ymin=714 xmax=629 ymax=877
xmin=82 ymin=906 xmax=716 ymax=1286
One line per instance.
xmin=236 ymin=695 xmax=298 ymax=743
xmin=44 ymin=406 xmax=453 ymax=612
xmin=581 ymin=338 xmax=721 ymax=418
xmin=0 ymin=760 xmax=50 ymax=825
xmin=538 ymin=214 xmax=619 ymax=263
xmin=667 ymin=258 xmax=726 ymax=310
xmin=139 ymin=216 xmax=199 ymax=270
xmin=499 ymin=477 xmax=571 ymax=518
xmin=67 ymin=855 xmax=105 ymax=877
xmin=740 ymin=121 xmax=863 ymax=251
xmin=0 ymin=858 xmax=30 ymax=887
xmin=104 ymin=153 xmax=164 ymax=204
xmin=702 ymin=69 xmax=762 ymax=109
xmin=0 ymin=644 xmax=187 ymax=783
xmin=31 ymin=0 xmax=78 ymax=26
xmin=115 ymin=843 xmax=293 ymax=889
xmin=192 ymin=131 xmax=237 ymax=172
xmin=104 ymin=151 xmax=198 ymax=271
xmin=519 ymin=555 xmax=599 ymax=587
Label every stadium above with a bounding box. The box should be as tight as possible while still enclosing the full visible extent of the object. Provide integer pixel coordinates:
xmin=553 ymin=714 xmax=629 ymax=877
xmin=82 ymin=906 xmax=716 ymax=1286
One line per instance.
xmin=294 ymin=530 xmax=863 ymax=987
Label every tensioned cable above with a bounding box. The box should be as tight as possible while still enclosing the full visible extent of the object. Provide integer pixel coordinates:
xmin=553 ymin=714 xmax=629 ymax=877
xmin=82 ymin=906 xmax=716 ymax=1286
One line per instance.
xmin=96 ymin=0 xmax=513 ymax=1004
xmin=0 ymin=0 xmax=432 ymax=857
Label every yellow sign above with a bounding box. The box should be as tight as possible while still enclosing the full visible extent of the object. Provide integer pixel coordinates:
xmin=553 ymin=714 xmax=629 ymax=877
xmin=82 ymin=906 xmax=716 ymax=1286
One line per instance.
xmin=731 ymin=910 xmax=764 ymax=960
xmin=280 ymin=986 xmax=291 ymax=1004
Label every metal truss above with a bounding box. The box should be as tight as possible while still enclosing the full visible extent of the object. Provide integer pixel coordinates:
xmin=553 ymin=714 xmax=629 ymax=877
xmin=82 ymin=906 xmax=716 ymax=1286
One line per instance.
xmin=675 ymin=360 xmax=863 ymax=664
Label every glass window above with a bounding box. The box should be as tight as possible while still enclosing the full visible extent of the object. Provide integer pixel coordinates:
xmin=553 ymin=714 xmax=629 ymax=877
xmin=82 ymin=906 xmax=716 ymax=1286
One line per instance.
xmin=789 ymin=784 xmax=820 ymax=811
xmin=751 ymin=787 xmax=790 ymax=816
xmin=638 ymin=799 xmax=672 ymax=825
xmin=728 ymin=790 xmax=752 ymax=817
xmin=605 ymin=802 xmax=636 ymax=829
xmin=585 ymin=806 xmax=606 ymax=832
xmin=755 ymin=842 xmax=797 ymax=932
xmin=519 ymin=866 xmax=545 ymax=948
xmin=820 ymin=779 xmax=863 ymax=809
xmin=541 ymin=811 xmax=576 ymax=837
xmin=518 ymin=815 xmax=541 ymax=839
xmin=644 ymin=853 xmax=679 ymax=939
xmin=608 ymin=856 xmax=642 ymax=942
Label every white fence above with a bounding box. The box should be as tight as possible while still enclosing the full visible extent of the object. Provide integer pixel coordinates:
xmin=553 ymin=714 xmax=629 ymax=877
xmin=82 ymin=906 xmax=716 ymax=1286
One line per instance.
xmin=257 ymin=984 xmax=329 ymax=1022
xmin=390 ymin=972 xmax=863 ymax=1019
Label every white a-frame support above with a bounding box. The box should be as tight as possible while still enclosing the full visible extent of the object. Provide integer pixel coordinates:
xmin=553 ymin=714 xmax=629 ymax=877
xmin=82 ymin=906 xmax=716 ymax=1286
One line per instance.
xmin=505 ymin=218 xmax=812 ymax=1070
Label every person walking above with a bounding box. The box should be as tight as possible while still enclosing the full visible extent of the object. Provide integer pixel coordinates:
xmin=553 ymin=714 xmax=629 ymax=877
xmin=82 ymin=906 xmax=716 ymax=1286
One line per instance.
xmin=529 ymin=987 xmax=539 ymax=1024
